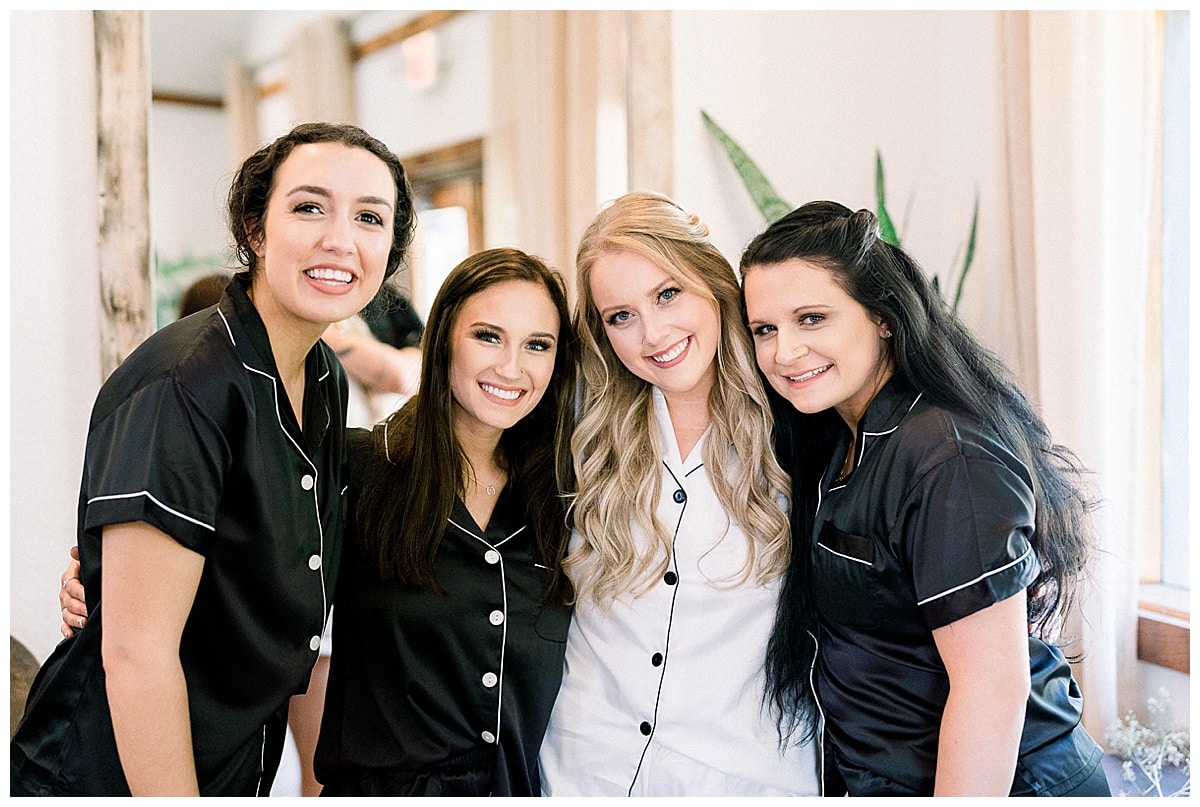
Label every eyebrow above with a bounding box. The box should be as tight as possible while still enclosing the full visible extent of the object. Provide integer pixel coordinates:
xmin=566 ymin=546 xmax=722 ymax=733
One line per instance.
xmin=469 ymin=321 xmax=558 ymax=341
xmin=747 ymin=304 xmax=833 ymax=327
xmin=286 ymin=185 xmax=393 ymax=210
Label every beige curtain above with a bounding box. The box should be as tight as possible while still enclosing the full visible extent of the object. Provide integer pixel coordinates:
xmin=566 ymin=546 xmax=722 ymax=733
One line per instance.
xmin=224 ymin=62 xmax=261 ymax=166
xmin=486 ymin=10 xmax=631 ymax=290
xmin=286 ymin=16 xmax=357 ymax=126
xmin=999 ymin=10 xmax=1162 ymax=740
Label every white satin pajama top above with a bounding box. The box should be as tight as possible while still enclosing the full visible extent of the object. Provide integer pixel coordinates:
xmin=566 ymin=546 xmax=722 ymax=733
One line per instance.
xmin=538 ymin=389 xmax=818 ymax=796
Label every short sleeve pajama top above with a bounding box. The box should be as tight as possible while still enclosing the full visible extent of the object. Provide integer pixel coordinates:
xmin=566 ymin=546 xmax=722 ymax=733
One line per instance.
xmin=314 ymin=428 xmax=572 ymax=796
xmin=810 ymin=378 xmax=1102 ymax=796
xmin=539 ymin=388 xmax=819 ymax=796
xmin=11 ymin=274 xmax=347 ymax=796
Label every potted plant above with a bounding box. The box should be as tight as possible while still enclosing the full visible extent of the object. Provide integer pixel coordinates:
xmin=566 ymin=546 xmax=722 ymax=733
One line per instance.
xmin=702 ymin=110 xmax=977 ymax=312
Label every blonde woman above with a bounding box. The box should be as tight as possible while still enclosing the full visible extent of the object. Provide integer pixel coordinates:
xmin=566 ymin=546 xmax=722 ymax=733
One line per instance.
xmin=538 ymin=192 xmax=818 ymax=796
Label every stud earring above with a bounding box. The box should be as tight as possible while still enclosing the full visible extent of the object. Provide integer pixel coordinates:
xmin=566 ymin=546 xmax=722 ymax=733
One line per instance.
xmin=883 ymin=329 xmax=893 ymax=338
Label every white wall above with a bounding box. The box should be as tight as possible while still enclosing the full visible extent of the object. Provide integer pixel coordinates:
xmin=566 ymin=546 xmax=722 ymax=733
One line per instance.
xmin=10 ymin=11 xmax=104 ymax=664
xmin=149 ymin=103 xmax=236 ymax=326
xmin=354 ymin=11 xmax=491 ymax=162
xmin=672 ymin=10 xmax=1009 ymax=357
xmin=149 ymin=104 xmax=234 ymax=269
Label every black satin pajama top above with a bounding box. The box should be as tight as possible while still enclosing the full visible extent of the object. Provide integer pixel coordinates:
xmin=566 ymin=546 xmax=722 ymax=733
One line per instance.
xmin=10 ymin=274 xmax=347 ymax=796
xmin=314 ymin=429 xmax=572 ymax=796
xmin=809 ymin=379 xmax=1103 ymax=796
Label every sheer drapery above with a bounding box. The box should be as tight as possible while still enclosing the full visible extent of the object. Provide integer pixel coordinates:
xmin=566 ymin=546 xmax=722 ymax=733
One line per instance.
xmin=286 ymin=16 xmax=357 ymax=127
xmin=486 ymin=10 xmax=630 ymax=284
xmin=223 ymin=63 xmax=260 ymax=166
xmin=222 ymin=17 xmax=356 ymax=165
xmin=999 ymin=10 xmax=1162 ymax=739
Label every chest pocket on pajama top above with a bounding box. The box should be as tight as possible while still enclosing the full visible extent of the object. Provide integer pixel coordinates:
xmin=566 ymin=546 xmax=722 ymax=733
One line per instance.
xmin=814 ymin=521 xmax=882 ymax=629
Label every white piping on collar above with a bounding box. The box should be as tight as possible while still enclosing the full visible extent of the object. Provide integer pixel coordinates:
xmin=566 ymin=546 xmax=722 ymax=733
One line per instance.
xmin=447 ymin=518 xmax=527 ymax=549
xmin=216 ymin=306 xmax=236 ymax=346
xmin=834 ymin=391 xmax=925 ymax=489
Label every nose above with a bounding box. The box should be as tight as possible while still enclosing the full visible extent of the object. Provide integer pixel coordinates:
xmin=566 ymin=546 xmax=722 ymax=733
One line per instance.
xmin=320 ymin=212 xmax=356 ymax=255
xmin=495 ymin=343 xmax=523 ymax=380
xmin=641 ymin=309 xmax=669 ymax=347
xmin=775 ymin=328 xmax=807 ymax=365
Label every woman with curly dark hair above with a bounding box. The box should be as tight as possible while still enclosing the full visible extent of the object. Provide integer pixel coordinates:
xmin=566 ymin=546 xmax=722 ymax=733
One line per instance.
xmin=11 ymin=122 xmax=415 ymax=796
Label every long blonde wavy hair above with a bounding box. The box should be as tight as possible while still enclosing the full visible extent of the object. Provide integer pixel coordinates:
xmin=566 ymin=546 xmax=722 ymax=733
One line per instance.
xmin=567 ymin=191 xmax=791 ymax=606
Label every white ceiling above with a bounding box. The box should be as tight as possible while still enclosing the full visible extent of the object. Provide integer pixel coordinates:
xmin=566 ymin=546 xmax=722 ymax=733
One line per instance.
xmin=149 ymin=10 xmax=260 ymax=98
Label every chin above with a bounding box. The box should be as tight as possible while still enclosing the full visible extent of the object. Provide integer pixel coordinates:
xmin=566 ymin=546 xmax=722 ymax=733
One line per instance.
xmin=783 ymin=395 xmax=827 ymax=415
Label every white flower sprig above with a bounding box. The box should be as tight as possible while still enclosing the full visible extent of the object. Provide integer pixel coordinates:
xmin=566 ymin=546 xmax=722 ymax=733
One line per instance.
xmin=1105 ymin=690 xmax=1190 ymax=797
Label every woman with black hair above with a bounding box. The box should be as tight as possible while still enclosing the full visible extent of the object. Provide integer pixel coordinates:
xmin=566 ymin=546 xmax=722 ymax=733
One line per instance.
xmin=740 ymin=201 xmax=1109 ymax=797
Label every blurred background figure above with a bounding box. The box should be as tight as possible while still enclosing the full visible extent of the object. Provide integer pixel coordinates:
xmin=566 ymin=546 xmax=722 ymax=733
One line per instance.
xmin=323 ymin=282 xmax=424 ymax=430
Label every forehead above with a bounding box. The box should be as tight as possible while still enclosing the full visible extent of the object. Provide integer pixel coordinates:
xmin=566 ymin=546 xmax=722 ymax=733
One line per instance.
xmin=746 ymin=259 xmax=844 ymax=301
xmin=272 ymin=142 xmax=394 ymax=196
xmin=456 ymin=280 xmax=560 ymax=330
xmin=589 ymin=250 xmax=676 ymax=300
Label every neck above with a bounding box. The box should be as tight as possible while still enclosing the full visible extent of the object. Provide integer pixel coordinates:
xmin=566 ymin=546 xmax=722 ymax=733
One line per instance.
xmin=661 ymin=389 xmax=711 ymax=462
xmin=246 ymin=283 xmax=327 ymax=377
xmin=246 ymin=282 xmax=326 ymax=425
xmin=453 ymin=413 xmax=505 ymax=480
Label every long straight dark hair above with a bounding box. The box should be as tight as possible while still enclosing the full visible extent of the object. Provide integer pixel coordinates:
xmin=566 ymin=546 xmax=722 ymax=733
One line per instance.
xmin=354 ymin=248 xmax=577 ymax=605
xmin=741 ymin=201 xmax=1098 ymax=743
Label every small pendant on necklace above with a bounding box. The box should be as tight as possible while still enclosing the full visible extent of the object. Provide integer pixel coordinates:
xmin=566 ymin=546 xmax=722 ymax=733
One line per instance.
xmin=485 ymin=484 xmax=496 ymax=496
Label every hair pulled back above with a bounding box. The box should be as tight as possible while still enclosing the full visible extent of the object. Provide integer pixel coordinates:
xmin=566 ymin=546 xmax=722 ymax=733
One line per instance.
xmin=227 ymin=122 xmax=416 ymax=282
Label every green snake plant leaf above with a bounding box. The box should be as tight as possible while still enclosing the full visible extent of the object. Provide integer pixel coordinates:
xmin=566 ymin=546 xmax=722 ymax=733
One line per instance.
xmin=702 ymin=119 xmax=977 ymax=313
xmin=874 ymin=151 xmax=901 ymax=246
xmin=953 ymin=194 xmax=979 ymax=311
xmin=702 ymin=111 xmax=792 ymax=223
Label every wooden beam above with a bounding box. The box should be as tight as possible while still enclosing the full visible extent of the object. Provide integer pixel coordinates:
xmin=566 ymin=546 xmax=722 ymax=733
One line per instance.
xmin=403 ymin=137 xmax=483 ymax=183
xmin=353 ymin=10 xmax=463 ymax=59
xmin=95 ymin=10 xmax=153 ymax=379
xmin=152 ymin=89 xmax=223 ymax=109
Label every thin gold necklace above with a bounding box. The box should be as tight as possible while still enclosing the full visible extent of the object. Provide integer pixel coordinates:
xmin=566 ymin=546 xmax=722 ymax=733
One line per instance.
xmin=471 ymin=474 xmax=505 ymax=496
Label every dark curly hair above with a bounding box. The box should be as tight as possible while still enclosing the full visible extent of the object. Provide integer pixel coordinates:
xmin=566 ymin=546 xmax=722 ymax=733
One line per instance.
xmin=227 ymin=122 xmax=416 ymax=282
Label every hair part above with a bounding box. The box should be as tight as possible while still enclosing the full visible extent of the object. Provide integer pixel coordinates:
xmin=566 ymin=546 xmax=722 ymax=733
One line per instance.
xmin=569 ymin=191 xmax=792 ymax=606
xmin=227 ymin=121 xmax=417 ymax=284
xmin=353 ymin=248 xmax=577 ymax=605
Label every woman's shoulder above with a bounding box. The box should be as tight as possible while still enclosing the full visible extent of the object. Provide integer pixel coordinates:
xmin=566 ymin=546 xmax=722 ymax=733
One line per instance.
xmin=91 ymin=313 xmax=240 ymax=420
xmin=893 ymin=398 xmax=1027 ymax=481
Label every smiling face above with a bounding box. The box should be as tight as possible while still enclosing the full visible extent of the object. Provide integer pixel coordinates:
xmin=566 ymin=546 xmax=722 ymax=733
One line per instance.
xmin=448 ymin=279 xmax=561 ymax=442
xmin=588 ymin=250 xmax=720 ymax=407
xmin=249 ymin=142 xmax=396 ymax=345
xmin=743 ymin=258 xmax=893 ymax=431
